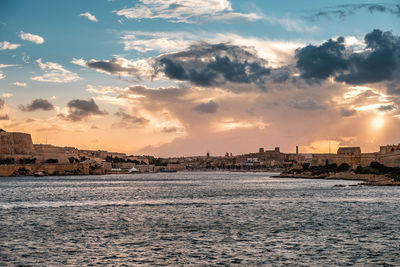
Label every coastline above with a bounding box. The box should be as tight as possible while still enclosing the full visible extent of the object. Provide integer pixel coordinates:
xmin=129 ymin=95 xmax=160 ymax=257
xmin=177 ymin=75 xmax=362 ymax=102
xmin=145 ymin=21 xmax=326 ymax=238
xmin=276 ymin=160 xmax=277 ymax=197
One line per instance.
xmin=273 ymin=172 xmax=400 ymax=186
xmin=2 ymin=167 xmax=400 ymax=186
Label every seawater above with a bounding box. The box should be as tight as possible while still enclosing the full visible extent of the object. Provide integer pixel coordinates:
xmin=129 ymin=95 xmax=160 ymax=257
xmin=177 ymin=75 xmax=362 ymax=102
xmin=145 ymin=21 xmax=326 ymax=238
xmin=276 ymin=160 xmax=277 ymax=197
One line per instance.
xmin=0 ymin=172 xmax=399 ymax=266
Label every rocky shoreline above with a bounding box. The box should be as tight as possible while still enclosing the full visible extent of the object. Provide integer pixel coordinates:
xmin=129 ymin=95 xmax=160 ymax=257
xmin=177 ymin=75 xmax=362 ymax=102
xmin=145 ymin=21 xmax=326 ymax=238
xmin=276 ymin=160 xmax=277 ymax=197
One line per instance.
xmin=273 ymin=172 xmax=400 ymax=186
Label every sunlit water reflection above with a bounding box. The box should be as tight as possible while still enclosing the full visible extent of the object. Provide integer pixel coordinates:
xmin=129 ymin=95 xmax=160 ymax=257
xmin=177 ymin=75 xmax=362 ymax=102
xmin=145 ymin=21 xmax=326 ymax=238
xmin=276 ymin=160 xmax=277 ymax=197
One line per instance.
xmin=1 ymin=172 xmax=399 ymax=265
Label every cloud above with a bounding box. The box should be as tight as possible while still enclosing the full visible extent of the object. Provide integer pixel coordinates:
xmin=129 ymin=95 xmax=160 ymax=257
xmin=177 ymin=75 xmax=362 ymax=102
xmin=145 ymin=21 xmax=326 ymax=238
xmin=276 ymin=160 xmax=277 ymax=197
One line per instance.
xmin=19 ymin=98 xmax=55 ymax=112
xmin=71 ymin=57 xmax=154 ymax=79
xmin=306 ymin=3 xmax=400 ymax=21
xmin=0 ymin=71 xmax=5 ymax=80
xmin=295 ymin=29 xmax=400 ymax=85
xmin=19 ymin=31 xmax=44 ymax=44
xmin=0 ymin=41 xmax=20 ymax=50
xmin=339 ymin=107 xmax=357 ymax=117
xmin=378 ymin=105 xmax=396 ymax=112
xmin=79 ymin=12 xmax=98 ymax=22
xmin=114 ymin=0 xmax=261 ymax=24
xmin=157 ymin=43 xmax=271 ymax=90
xmin=120 ymin=31 xmax=304 ymax=68
xmin=387 ymin=83 xmax=400 ymax=95
xmin=193 ymin=100 xmax=219 ymax=114
xmin=161 ymin=126 xmax=178 ymax=133
xmin=262 ymin=14 xmax=317 ymax=33
xmin=13 ymin=82 xmax=27 ymax=87
xmin=121 ymin=31 xmax=195 ymax=52
xmin=295 ymin=37 xmax=347 ymax=81
xmin=288 ymin=97 xmax=328 ymax=111
xmin=113 ymin=109 xmax=149 ymax=128
xmin=86 ymin=84 xmax=127 ymax=95
xmin=31 ymin=59 xmax=82 ymax=83
xmin=336 ymin=30 xmax=400 ymax=85
xmin=1 ymin=93 xmax=12 ymax=98
xmin=86 ymin=58 xmax=138 ymax=76
xmin=62 ymin=98 xmax=107 ymax=121
xmin=0 ymin=64 xmax=19 ymax=68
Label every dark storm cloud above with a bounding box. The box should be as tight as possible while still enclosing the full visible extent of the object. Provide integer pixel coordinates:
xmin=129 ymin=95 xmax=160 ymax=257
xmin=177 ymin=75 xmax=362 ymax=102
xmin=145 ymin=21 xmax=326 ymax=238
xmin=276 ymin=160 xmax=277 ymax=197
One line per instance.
xmin=62 ymin=98 xmax=107 ymax=121
xmin=336 ymin=30 xmax=400 ymax=84
xmin=288 ymin=98 xmax=328 ymax=111
xmin=19 ymin=98 xmax=54 ymax=112
xmin=270 ymin=68 xmax=291 ymax=83
xmin=157 ymin=43 xmax=271 ymax=90
xmin=295 ymin=29 xmax=400 ymax=85
xmin=113 ymin=109 xmax=149 ymax=128
xmin=339 ymin=107 xmax=357 ymax=117
xmin=305 ymin=3 xmax=400 ymax=21
xmin=193 ymin=100 xmax=219 ymax=114
xmin=295 ymin=37 xmax=347 ymax=81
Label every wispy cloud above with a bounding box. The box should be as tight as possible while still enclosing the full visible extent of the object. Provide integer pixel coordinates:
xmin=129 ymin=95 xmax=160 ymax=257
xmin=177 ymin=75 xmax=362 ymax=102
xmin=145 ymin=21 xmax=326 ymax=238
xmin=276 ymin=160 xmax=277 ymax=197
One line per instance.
xmin=305 ymin=3 xmax=400 ymax=21
xmin=31 ymin=59 xmax=82 ymax=83
xmin=0 ymin=64 xmax=19 ymax=68
xmin=115 ymin=0 xmax=261 ymax=24
xmin=20 ymin=31 xmax=44 ymax=44
xmin=0 ymin=41 xmax=20 ymax=50
xmin=0 ymin=71 xmax=5 ymax=80
xmin=263 ymin=14 xmax=318 ymax=33
xmin=121 ymin=31 xmax=194 ymax=52
xmin=79 ymin=12 xmax=98 ymax=22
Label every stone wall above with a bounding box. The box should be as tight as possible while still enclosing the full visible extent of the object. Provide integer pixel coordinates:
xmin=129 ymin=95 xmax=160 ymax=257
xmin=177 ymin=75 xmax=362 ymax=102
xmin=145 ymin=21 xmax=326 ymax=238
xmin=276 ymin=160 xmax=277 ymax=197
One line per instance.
xmin=380 ymin=151 xmax=400 ymax=167
xmin=0 ymin=132 xmax=35 ymax=154
xmin=311 ymin=154 xmax=362 ymax=167
xmin=311 ymin=152 xmax=391 ymax=168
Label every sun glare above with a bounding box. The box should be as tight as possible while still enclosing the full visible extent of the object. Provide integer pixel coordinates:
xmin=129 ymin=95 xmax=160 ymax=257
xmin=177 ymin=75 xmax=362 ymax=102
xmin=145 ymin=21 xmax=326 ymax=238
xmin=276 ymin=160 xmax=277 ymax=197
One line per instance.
xmin=371 ymin=115 xmax=385 ymax=130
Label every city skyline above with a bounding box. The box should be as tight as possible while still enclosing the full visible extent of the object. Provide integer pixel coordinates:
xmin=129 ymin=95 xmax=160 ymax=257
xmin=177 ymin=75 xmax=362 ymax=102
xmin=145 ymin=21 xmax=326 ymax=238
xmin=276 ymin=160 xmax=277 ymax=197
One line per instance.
xmin=0 ymin=0 xmax=399 ymax=156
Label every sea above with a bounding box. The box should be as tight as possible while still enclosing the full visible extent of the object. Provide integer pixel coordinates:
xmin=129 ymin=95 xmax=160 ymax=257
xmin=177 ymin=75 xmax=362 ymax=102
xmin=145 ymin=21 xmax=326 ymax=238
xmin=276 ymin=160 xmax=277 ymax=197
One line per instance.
xmin=0 ymin=172 xmax=399 ymax=266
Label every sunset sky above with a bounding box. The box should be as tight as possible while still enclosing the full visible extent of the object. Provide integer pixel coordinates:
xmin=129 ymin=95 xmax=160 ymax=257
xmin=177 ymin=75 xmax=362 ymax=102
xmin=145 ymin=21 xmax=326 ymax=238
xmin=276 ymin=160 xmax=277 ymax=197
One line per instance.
xmin=0 ymin=0 xmax=399 ymax=156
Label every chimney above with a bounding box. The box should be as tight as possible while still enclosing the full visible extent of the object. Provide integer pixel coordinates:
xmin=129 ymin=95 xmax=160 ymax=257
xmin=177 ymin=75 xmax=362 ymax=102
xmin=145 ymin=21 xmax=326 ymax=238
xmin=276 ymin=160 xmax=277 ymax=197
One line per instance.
xmin=296 ymin=146 xmax=299 ymax=155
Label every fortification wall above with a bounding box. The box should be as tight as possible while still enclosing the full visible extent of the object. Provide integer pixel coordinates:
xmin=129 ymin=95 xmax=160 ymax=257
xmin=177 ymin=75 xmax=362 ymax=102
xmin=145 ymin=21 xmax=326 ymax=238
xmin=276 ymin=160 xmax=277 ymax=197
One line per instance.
xmin=312 ymin=152 xmax=394 ymax=167
xmin=0 ymin=163 xmax=92 ymax=176
xmin=360 ymin=153 xmax=380 ymax=167
xmin=0 ymin=132 xmax=35 ymax=154
xmin=310 ymin=154 xmax=361 ymax=167
xmin=380 ymin=151 xmax=400 ymax=167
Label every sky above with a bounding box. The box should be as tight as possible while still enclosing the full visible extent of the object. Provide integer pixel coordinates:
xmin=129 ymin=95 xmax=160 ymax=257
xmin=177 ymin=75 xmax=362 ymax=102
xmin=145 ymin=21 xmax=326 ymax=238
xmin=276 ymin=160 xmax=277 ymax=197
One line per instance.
xmin=0 ymin=0 xmax=399 ymax=156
